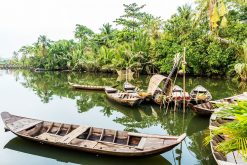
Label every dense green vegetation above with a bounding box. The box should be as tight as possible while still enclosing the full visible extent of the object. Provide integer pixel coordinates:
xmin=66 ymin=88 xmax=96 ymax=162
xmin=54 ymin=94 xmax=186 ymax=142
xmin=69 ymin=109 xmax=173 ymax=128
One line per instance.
xmin=205 ymin=101 xmax=247 ymax=161
xmin=11 ymin=1 xmax=247 ymax=78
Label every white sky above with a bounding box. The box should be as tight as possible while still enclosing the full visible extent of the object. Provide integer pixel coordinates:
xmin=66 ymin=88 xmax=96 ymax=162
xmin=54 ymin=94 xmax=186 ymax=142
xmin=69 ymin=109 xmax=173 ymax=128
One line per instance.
xmin=0 ymin=0 xmax=193 ymax=58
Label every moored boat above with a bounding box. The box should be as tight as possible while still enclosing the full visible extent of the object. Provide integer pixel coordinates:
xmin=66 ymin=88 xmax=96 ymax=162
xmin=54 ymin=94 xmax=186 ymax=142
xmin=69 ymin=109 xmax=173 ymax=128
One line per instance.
xmin=69 ymin=82 xmax=107 ymax=91
xmin=105 ymin=87 xmax=143 ymax=107
xmin=191 ymin=92 xmax=247 ymax=116
xmin=1 ymin=112 xmax=186 ymax=157
xmin=190 ymin=85 xmax=212 ymax=103
xmin=190 ymin=102 xmax=217 ymax=116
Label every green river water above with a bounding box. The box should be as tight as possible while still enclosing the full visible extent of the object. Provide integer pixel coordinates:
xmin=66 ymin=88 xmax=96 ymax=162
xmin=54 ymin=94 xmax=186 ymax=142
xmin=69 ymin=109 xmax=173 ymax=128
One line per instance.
xmin=0 ymin=70 xmax=245 ymax=165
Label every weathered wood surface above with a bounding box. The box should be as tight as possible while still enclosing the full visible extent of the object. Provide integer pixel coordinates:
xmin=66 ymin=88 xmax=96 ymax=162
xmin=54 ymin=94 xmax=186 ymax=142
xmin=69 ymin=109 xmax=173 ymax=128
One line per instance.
xmin=69 ymin=82 xmax=107 ymax=91
xmin=105 ymin=90 xmax=143 ymax=107
xmin=6 ymin=118 xmax=42 ymax=133
xmin=1 ymin=112 xmax=186 ymax=157
xmin=58 ymin=126 xmax=89 ymax=144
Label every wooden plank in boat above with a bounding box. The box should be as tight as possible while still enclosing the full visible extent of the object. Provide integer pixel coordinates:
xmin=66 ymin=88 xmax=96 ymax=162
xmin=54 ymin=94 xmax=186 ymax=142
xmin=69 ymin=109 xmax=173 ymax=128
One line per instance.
xmin=58 ymin=126 xmax=89 ymax=144
xmin=36 ymin=132 xmax=61 ymax=142
xmin=94 ymin=141 xmax=131 ymax=152
xmin=135 ymin=138 xmax=146 ymax=150
xmin=79 ymin=140 xmax=98 ymax=148
xmin=7 ymin=118 xmax=42 ymax=133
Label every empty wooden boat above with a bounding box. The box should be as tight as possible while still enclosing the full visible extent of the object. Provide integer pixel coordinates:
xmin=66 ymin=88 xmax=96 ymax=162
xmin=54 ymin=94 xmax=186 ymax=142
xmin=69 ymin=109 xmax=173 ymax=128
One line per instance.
xmin=190 ymin=102 xmax=217 ymax=116
xmin=190 ymin=85 xmax=212 ymax=103
xmin=1 ymin=112 xmax=186 ymax=157
xmin=209 ymin=113 xmax=245 ymax=164
xmin=105 ymin=87 xmax=143 ymax=107
xmin=69 ymin=82 xmax=107 ymax=91
xmin=191 ymin=92 xmax=247 ymax=116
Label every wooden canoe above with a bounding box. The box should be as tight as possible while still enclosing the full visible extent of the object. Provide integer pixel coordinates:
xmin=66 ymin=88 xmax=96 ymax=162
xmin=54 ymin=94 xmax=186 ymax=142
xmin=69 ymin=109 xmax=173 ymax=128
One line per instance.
xmin=190 ymin=85 xmax=212 ymax=103
xmin=1 ymin=112 xmax=186 ymax=157
xmin=191 ymin=92 xmax=247 ymax=117
xmin=69 ymin=82 xmax=107 ymax=91
xmin=209 ymin=113 xmax=245 ymax=164
xmin=105 ymin=87 xmax=143 ymax=107
xmin=190 ymin=102 xmax=216 ymax=116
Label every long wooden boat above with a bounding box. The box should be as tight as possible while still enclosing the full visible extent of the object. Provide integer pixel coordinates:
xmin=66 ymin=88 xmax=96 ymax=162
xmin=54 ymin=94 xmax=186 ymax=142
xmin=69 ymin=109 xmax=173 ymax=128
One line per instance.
xmin=209 ymin=113 xmax=245 ymax=164
xmin=1 ymin=112 xmax=186 ymax=157
xmin=190 ymin=85 xmax=212 ymax=103
xmin=69 ymin=82 xmax=107 ymax=91
xmin=105 ymin=87 xmax=143 ymax=107
xmin=191 ymin=92 xmax=247 ymax=117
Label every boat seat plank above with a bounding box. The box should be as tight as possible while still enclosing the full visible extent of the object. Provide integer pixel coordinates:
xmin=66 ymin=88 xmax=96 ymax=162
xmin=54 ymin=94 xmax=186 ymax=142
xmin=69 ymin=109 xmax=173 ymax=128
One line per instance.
xmin=55 ymin=124 xmax=63 ymax=134
xmin=58 ymin=126 xmax=89 ymax=144
xmin=135 ymin=138 xmax=147 ymax=150
xmin=113 ymin=131 xmax=117 ymax=143
xmin=36 ymin=132 xmax=61 ymax=142
xmin=7 ymin=118 xmax=43 ymax=133
xmin=46 ymin=122 xmax=54 ymax=132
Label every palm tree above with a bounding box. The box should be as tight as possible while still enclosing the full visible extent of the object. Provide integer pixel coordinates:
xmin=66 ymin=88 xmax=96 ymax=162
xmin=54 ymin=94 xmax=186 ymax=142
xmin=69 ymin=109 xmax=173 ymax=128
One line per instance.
xmin=37 ymin=35 xmax=51 ymax=57
xmin=74 ymin=24 xmax=94 ymax=43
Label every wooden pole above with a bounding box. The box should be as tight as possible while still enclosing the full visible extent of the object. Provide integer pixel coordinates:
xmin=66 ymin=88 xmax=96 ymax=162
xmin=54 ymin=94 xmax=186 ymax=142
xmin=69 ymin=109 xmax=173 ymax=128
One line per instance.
xmin=125 ymin=67 xmax=128 ymax=82
xmin=183 ymin=47 xmax=186 ymax=113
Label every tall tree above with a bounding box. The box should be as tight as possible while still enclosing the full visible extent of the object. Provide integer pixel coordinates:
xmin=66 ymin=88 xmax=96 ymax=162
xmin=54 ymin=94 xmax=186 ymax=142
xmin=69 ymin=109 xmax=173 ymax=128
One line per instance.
xmin=74 ymin=24 xmax=94 ymax=43
xmin=37 ymin=35 xmax=51 ymax=57
xmin=114 ymin=3 xmax=146 ymax=41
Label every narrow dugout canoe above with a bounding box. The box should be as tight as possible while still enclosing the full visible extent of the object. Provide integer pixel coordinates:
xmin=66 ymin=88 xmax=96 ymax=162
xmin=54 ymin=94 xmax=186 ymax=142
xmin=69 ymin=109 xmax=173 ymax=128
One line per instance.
xmin=1 ymin=112 xmax=186 ymax=157
xmin=209 ymin=114 xmax=245 ymax=165
xmin=69 ymin=82 xmax=106 ymax=91
xmin=105 ymin=87 xmax=143 ymax=107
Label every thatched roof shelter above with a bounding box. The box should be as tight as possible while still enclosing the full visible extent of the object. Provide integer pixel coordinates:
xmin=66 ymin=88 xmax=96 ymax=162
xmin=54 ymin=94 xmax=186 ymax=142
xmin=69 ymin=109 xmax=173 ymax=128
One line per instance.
xmin=147 ymin=74 xmax=173 ymax=96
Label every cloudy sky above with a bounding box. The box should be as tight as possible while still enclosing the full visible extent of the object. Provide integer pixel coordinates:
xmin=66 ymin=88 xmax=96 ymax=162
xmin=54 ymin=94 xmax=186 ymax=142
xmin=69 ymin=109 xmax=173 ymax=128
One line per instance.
xmin=0 ymin=0 xmax=193 ymax=58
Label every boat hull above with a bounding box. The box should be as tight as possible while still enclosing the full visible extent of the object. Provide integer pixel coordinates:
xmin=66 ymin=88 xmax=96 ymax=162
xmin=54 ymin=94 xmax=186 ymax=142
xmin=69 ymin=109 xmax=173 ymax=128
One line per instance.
xmin=105 ymin=89 xmax=143 ymax=107
xmin=1 ymin=112 xmax=186 ymax=157
xmin=190 ymin=102 xmax=214 ymax=116
xmin=69 ymin=82 xmax=106 ymax=91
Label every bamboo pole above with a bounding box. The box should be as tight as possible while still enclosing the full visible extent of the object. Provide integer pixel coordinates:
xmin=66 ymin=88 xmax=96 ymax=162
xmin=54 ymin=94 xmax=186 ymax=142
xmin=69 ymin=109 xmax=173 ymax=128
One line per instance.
xmin=183 ymin=48 xmax=186 ymax=113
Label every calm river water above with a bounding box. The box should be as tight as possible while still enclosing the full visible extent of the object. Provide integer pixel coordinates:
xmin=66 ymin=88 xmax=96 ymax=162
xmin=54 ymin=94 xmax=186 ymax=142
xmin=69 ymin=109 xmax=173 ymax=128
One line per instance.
xmin=0 ymin=70 xmax=245 ymax=165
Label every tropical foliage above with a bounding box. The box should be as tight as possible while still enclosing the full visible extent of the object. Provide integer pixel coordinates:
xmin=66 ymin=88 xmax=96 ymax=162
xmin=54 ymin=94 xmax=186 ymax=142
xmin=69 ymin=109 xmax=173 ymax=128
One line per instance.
xmin=205 ymin=101 xmax=247 ymax=161
xmin=11 ymin=2 xmax=247 ymax=79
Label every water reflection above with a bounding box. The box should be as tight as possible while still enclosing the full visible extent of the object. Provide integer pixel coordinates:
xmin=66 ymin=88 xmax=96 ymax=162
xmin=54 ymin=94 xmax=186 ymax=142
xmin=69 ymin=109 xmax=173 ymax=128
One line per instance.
xmin=2 ymin=70 xmax=244 ymax=164
xmin=4 ymin=137 xmax=171 ymax=165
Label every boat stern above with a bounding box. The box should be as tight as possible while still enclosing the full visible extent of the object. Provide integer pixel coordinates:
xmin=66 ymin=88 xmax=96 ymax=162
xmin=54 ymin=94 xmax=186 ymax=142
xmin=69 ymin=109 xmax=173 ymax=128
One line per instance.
xmin=1 ymin=111 xmax=12 ymax=123
xmin=176 ymin=133 xmax=186 ymax=143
